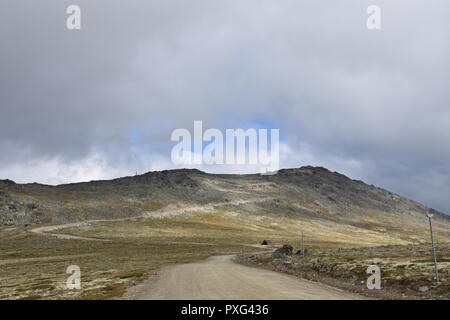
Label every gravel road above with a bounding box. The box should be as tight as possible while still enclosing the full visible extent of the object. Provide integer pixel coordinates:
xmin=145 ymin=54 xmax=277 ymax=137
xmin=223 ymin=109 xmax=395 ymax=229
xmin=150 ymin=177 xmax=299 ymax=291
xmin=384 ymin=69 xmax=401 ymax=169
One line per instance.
xmin=122 ymin=255 xmax=366 ymax=300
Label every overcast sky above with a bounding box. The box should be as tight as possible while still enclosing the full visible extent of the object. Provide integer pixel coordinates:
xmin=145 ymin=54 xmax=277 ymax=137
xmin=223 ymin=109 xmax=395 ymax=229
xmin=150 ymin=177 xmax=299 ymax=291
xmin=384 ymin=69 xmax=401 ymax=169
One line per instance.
xmin=1 ymin=1 xmax=449 ymax=214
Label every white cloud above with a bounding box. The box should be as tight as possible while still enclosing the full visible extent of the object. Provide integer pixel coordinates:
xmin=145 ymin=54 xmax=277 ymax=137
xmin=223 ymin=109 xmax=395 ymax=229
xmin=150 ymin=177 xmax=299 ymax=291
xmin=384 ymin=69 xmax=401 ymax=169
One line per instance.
xmin=1 ymin=0 xmax=449 ymax=213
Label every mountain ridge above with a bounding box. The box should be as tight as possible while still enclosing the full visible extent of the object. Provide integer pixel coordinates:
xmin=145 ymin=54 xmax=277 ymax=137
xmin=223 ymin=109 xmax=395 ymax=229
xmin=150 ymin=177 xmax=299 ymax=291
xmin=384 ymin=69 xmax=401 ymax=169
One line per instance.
xmin=1 ymin=166 xmax=449 ymax=232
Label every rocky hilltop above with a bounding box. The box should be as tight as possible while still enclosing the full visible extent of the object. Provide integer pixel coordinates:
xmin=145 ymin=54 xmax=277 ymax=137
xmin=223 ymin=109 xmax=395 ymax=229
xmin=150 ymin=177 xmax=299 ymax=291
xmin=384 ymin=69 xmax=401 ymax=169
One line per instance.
xmin=1 ymin=166 xmax=449 ymax=234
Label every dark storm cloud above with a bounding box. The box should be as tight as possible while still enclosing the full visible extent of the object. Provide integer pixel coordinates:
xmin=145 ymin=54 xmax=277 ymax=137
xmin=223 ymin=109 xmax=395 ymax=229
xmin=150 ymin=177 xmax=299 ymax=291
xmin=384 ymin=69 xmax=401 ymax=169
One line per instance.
xmin=0 ymin=0 xmax=449 ymax=213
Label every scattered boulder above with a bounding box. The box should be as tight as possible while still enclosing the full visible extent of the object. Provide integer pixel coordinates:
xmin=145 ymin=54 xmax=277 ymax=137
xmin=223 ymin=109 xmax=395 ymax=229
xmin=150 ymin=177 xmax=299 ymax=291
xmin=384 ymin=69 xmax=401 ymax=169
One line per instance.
xmin=26 ymin=203 xmax=38 ymax=210
xmin=2 ymin=218 xmax=14 ymax=226
xmin=261 ymin=240 xmax=273 ymax=246
xmin=272 ymin=244 xmax=293 ymax=258
xmin=418 ymin=286 xmax=429 ymax=293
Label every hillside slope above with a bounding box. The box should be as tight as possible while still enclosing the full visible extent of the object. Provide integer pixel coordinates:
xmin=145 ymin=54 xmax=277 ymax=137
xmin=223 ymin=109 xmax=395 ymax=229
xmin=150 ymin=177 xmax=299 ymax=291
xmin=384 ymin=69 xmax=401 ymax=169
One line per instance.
xmin=1 ymin=166 xmax=449 ymax=245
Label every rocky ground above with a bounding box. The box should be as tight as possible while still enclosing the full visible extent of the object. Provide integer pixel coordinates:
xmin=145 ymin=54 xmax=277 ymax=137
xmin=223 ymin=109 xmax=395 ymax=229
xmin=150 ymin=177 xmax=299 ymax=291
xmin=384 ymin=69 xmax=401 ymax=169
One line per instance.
xmin=238 ymin=243 xmax=450 ymax=300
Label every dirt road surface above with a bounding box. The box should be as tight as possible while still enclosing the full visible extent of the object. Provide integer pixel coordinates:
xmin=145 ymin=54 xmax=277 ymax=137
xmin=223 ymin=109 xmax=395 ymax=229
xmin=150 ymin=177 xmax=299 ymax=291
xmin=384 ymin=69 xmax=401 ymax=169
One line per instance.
xmin=28 ymin=221 xmax=112 ymax=241
xmin=122 ymin=255 xmax=367 ymax=300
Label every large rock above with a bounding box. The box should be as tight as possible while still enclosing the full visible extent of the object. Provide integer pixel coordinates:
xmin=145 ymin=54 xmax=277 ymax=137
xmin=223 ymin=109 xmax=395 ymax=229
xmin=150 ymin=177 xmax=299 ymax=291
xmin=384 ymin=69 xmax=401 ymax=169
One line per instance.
xmin=272 ymin=245 xmax=293 ymax=258
xmin=418 ymin=286 xmax=429 ymax=293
